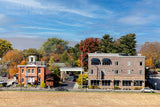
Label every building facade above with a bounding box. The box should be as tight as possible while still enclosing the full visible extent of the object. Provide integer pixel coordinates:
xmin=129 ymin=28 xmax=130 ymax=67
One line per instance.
xmin=17 ymin=55 xmax=46 ymax=85
xmin=88 ymin=53 xmax=145 ymax=90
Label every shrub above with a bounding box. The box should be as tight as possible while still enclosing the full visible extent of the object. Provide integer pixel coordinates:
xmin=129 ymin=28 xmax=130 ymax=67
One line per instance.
xmin=16 ymin=84 xmax=24 ymax=87
xmin=134 ymin=87 xmax=143 ymax=90
xmin=114 ymin=86 xmax=120 ymax=89
xmin=27 ymin=84 xmax=36 ymax=87
xmin=40 ymin=82 xmax=46 ymax=88
xmin=90 ymin=85 xmax=100 ymax=89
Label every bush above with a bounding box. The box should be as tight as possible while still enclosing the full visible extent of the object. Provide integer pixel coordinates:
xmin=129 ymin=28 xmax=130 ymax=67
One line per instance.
xmin=90 ymin=85 xmax=100 ymax=89
xmin=40 ymin=82 xmax=46 ymax=88
xmin=134 ymin=87 xmax=143 ymax=90
xmin=156 ymin=69 xmax=160 ymax=72
xmin=16 ymin=84 xmax=24 ymax=87
xmin=27 ymin=84 xmax=36 ymax=87
xmin=114 ymin=86 xmax=120 ymax=89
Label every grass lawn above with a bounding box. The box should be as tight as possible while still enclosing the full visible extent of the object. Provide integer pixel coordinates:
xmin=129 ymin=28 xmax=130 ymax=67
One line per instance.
xmin=0 ymin=91 xmax=159 ymax=107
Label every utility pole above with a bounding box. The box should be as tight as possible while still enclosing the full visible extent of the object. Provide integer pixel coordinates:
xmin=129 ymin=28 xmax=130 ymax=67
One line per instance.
xmin=81 ymin=52 xmax=83 ymax=88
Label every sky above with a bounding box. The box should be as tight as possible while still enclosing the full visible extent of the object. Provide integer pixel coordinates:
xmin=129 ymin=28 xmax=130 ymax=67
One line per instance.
xmin=0 ymin=0 xmax=160 ymax=50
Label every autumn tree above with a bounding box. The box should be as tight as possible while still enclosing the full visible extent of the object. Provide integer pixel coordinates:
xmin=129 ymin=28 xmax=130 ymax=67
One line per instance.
xmin=139 ymin=42 xmax=160 ymax=68
xmin=76 ymin=73 xmax=88 ymax=85
xmin=2 ymin=50 xmax=23 ymax=75
xmin=0 ymin=39 xmax=13 ymax=58
xmin=118 ymin=33 xmax=136 ymax=55
xmin=79 ymin=38 xmax=100 ymax=69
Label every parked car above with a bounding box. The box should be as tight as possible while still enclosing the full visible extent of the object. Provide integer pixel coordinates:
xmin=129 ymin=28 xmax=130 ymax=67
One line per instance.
xmin=153 ymin=71 xmax=158 ymax=74
xmin=0 ymin=80 xmax=5 ymax=84
xmin=141 ymin=87 xmax=154 ymax=93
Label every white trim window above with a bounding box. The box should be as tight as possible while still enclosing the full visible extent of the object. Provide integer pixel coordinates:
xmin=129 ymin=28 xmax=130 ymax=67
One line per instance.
xmin=21 ymin=77 xmax=24 ymax=83
xmin=128 ymin=61 xmax=131 ymax=66
xmin=28 ymin=69 xmax=30 ymax=74
xmin=38 ymin=69 xmax=41 ymax=74
xmin=128 ymin=70 xmax=131 ymax=74
xmin=21 ymin=69 xmax=24 ymax=74
xmin=139 ymin=70 xmax=142 ymax=75
xmin=28 ymin=78 xmax=35 ymax=83
xmin=32 ymin=69 xmax=34 ymax=74
xmin=91 ymin=69 xmax=93 ymax=74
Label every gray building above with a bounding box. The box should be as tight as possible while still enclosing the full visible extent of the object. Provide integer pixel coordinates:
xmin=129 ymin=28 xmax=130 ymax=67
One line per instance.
xmin=88 ymin=53 xmax=145 ymax=90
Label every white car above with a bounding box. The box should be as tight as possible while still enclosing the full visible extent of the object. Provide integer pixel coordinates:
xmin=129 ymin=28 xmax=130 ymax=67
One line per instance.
xmin=141 ymin=87 xmax=154 ymax=93
xmin=0 ymin=80 xmax=5 ymax=84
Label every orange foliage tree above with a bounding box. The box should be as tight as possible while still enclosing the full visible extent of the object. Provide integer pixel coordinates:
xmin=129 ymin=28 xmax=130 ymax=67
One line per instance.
xmin=139 ymin=42 xmax=160 ymax=68
xmin=79 ymin=38 xmax=100 ymax=69
xmin=2 ymin=50 xmax=23 ymax=76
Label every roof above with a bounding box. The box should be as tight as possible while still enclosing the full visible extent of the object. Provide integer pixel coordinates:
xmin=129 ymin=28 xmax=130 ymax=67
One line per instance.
xmin=17 ymin=65 xmax=46 ymax=68
xmin=52 ymin=63 xmax=66 ymax=67
xmin=45 ymin=69 xmax=53 ymax=75
xmin=60 ymin=67 xmax=84 ymax=72
xmin=88 ymin=53 xmax=145 ymax=58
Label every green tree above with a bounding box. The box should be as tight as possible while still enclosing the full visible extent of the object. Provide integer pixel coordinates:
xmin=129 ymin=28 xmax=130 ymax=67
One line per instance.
xmin=0 ymin=39 xmax=13 ymax=58
xmin=23 ymin=48 xmax=41 ymax=60
xmin=69 ymin=44 xmax=80 ymax=61
xmin=118 ymin=33 xmax=136 ymax=55
xmin=60 ymin=50 xmax=69 ymax=63
xmin=99 ymin=34 xmax=115 ymax=53
xmin=40 ymin=37 xmax=68 ymax=56
xmin=49 ymin=65 xmax=60 ymax=77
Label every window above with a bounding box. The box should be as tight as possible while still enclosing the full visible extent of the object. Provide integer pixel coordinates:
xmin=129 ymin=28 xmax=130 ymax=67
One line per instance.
xmin=38 ymin=69 xmax=41 ymax=74
xmin=38 ymin=77 xmax=41 ymax=85
xmin=122 ymin=80 xmax=132 ymax=86
xmin=101 ymin=70 xmax=105 ymax=79
xmin=139 ymin=70 xmax=142 ymax=75
xmin=128 ymin=70 xmax=131 ymax=74
xmin=134 ymin=81 xmax=143 ymax=86
xmin=91 ymin=58 xmax=101 ymax=65
xmin=21 ymin=69 xmax=24 ymax=74
xmin=102 ymin=58 xmax=112 ymax=65
xmin=114 ymin=70 xmax=118 ymax=74
xmin=128 ymin=61 xmax=131 ymax=66
xmin=114 ymin=80 xmax=120 ymax=86
xmin=28 ymin=69 xmax=30 ymax=73
xmin=115 ymin=61 xmax=118 ymax=66
xmin=21 ymin=77 xmax=24 ymax=83
xmin=91 ymin=69 xmax=93 ymax=74
xmin=140 ymin=62 xmax=142 ymax=66
xmin=91 ymin=80 xmax=99 ymax=86
xmin=102 ymin=80 xmax=111 ymax=86
xmin=28 ymin=78 xmax=34 ymax=83
xmin=32 ymin=69 xmax=34 ymax=74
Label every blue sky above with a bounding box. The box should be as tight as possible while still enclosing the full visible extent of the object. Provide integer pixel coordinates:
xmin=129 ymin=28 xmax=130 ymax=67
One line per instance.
xmin=0 ymin=0 xmax=160 ymax=49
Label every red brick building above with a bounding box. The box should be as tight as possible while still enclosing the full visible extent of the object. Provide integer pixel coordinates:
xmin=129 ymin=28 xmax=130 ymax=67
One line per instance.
xmin=17 ymin=55 xmax=46 ymax=85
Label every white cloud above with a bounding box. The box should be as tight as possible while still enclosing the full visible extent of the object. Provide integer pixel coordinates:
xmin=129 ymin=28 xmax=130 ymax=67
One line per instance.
xmin=21 ymin=26 xmax=63 ymax=31
xmin=0 ymin=0 xmax=112 ymax=18
xmin=0 ymin=14 xmax=11 ymax=25
xmin=118 ymin=15 xmax=157 ymax=25
xmin=55 ymin=21 xmax=83 ymax=27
